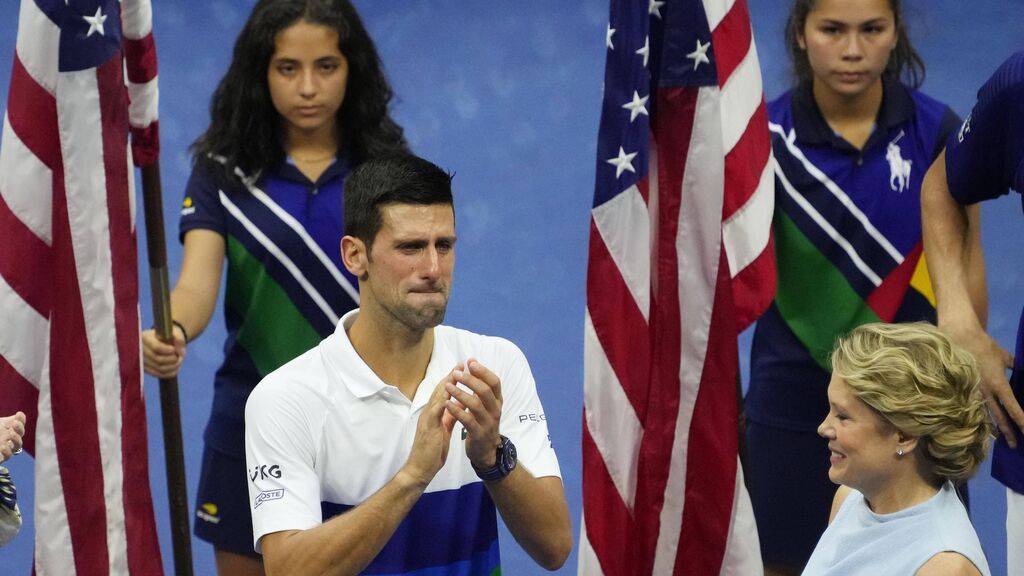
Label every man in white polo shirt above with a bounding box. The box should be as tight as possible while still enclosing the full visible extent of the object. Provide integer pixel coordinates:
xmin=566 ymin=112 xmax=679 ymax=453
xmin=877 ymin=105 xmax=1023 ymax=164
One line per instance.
xmin=244 ymin=154 xmax=572 ymax=575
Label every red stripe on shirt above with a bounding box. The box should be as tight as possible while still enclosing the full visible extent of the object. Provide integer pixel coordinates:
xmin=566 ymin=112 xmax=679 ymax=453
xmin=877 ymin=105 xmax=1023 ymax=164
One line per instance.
xmin=866 ymin=241 xmax=921 ymax=322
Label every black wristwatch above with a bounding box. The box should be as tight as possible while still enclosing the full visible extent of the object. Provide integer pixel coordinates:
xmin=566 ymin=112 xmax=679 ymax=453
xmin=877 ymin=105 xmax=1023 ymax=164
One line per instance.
xmin=473 ymin=435 xmax=517 ymax=482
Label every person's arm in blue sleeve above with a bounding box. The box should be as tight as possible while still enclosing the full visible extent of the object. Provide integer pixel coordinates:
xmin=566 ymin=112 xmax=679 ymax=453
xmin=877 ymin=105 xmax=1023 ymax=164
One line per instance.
xmin=922 ymin=150 xmax=1017 ymax=443
xmin=925 ymin=53 xmax=1024 ymax=444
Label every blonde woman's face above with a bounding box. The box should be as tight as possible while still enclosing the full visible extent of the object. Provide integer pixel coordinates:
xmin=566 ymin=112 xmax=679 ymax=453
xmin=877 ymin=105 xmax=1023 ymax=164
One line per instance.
xmin=817 ymin=374 xmax=900 ymax=493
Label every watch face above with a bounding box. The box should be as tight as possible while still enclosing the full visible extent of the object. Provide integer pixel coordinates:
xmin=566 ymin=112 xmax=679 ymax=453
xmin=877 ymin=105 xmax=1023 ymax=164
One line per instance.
xmin=501 ymin=438 xmax=517 ymax=471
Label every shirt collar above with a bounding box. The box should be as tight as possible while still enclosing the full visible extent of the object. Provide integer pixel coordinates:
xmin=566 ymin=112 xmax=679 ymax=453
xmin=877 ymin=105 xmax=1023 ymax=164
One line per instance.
xmin=271 ymin=152 xmax=349 ymax=186
xmin=325 ymin=310 xmax=386 ymax=399
xmin=325 ymin=309 xmax=450 ymax=411
xmin=790 ymin=74 xmax=916 ymax=150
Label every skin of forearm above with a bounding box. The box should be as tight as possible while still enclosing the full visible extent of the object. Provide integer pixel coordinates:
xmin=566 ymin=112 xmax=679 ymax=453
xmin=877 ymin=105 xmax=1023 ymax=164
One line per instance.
xmin=263 ymin=468 xmax=428 ymax=576
xmin=922 ymin=153 xmax=1023 ymax=441
xmin=921 ymin=154 xmax=982 ymax=330
xmin=485 ymin=470 xmax=571 ymax=571
xmin=964 ymin=204 xmax=988 ymax=328
xmin=168 ymin=284 xmax=217 ymax=341
xmin=168 ymin=229 xmax=226 ymax=342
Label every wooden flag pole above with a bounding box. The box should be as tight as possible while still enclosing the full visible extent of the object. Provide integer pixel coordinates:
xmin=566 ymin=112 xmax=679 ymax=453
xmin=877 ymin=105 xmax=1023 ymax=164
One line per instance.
xmin=141 ymin=161 xmax=194 ymax=576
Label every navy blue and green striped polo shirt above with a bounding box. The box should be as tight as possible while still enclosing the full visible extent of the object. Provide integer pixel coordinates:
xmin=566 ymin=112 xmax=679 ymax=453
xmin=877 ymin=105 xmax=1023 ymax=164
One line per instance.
xmin=180 ymin=156 xmax=359 ymax=456
xmin=747 ymin=75 xmax=959 ymax=430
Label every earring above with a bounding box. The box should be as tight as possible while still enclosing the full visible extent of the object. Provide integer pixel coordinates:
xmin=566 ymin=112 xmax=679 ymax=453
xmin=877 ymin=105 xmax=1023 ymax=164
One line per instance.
xmin=896 ymin=448 xmax=904 ymax=457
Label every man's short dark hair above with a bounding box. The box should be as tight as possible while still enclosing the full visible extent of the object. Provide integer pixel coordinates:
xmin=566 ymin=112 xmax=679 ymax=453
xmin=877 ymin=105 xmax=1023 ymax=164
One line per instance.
xmin=344 ymin=154 xmax=454 ymax=246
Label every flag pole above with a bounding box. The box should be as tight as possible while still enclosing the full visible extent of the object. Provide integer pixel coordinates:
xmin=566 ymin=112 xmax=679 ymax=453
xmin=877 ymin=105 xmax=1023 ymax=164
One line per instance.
xmin=140 ymin=161 xmax=194 ymax=576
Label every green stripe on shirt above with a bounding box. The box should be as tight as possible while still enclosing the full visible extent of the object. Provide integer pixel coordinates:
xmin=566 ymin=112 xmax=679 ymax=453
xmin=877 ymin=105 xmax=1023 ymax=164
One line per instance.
xmin=225 ymin=235 xmax=323 ymax=377
xmin=773 ymin=211 xmax=880 ymax=370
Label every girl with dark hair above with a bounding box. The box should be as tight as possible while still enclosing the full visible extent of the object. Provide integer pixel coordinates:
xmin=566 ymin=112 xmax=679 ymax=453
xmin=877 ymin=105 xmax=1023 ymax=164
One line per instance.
xmin=141 ymin=1 xmax=406 ymax=573
xmin=742 ymin=0 xmax=984 ymax=574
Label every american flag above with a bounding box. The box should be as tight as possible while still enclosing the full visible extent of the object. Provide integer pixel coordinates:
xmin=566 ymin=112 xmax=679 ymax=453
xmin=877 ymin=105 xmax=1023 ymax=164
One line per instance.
xmin=0 ymin=0 xmax=163 ymax=573
xmin=580 ymin=0 xmax=774 ymax=573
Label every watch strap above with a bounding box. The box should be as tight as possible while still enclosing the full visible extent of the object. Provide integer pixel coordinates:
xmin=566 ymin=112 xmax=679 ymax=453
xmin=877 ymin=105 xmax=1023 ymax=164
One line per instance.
xmin=473 ymin=435 xmax=517 ymax=481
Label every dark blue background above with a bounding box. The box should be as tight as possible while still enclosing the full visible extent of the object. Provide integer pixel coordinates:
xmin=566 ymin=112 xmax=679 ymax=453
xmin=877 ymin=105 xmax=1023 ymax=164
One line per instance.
xmin=0 ymin=1 xmax=1020 ymax=573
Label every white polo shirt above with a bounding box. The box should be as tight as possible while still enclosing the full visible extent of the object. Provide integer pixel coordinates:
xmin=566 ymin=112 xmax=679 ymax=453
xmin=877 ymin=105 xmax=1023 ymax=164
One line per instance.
xmin=245 ymin=310 xmax=560 ymax=574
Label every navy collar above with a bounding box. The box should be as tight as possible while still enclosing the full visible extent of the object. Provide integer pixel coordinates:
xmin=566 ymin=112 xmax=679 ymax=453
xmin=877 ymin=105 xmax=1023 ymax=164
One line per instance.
xmin=272 ymin=153 xmax=349 ymax=186
xmin=790 ymin=74 xmax=916 ymax=153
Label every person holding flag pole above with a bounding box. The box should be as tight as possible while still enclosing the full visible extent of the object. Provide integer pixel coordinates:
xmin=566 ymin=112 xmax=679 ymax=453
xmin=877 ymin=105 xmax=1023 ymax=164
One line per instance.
xmin=140 ymin=1 xmax=408 ymax=573
xmin=0 ymin=0 xmax=170 ymax=573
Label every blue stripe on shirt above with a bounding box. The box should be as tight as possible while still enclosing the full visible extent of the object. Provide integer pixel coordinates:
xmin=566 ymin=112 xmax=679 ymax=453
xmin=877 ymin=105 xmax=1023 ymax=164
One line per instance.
xmin=772 ymin=145 xmax=902 ymax=295
xmin=222 ymin=191 xmax=356 ymax=333
xmin=321 ymin=481 xmax=499 ymax=574
xmin=367 ymin=540 xmax=500 ymax=576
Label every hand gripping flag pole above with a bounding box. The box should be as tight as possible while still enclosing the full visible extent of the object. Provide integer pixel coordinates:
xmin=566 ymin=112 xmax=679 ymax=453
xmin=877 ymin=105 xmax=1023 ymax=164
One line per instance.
xmin=124 ymin=0 xmax=192 ymax=569
xmin=141 ymin=161 xmax=194 ymax=576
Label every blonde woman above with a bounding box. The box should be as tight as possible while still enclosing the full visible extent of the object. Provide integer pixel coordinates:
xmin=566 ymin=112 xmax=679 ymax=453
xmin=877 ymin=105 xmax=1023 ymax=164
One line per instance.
xmin=744 ymin=1 xmax=983 ymax=571
xmin=805 ymin=323 xmax=991 ymax=575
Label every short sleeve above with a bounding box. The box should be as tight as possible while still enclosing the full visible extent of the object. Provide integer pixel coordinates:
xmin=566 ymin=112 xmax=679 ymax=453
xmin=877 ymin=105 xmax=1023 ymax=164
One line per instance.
xmin=945 ymin=52 xmax=1024 ymax=204
xmin=495 ymin=342 xmax=561 ymax=480
xmin=934 ymin=106 xmax=962 ymax=159
xmin=245 ymin=372 xmax=326 ymax=552
xmin=179 ymin=158 xmax=230 ymax=242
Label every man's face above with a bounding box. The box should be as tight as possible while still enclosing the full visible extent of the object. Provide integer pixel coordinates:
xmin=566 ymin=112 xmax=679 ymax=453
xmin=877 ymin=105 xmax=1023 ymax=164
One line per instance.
xmin=360 ymin=203 xmax=456 ymax=332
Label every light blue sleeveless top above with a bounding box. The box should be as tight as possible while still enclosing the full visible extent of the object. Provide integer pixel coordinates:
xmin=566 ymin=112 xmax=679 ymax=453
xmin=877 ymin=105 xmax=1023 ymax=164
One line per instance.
xmin=803 ymin=482 xmax=990 ymax=575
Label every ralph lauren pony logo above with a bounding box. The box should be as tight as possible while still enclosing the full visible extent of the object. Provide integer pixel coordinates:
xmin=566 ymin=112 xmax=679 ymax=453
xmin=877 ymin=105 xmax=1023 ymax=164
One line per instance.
xmin=886 ymin=131 xmax=912 ymax=194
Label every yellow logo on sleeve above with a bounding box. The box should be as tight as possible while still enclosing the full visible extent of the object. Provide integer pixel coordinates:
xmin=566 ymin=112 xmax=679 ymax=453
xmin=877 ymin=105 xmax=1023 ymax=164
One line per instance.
xmin=196 ymin=502 xmax=220 ymax=524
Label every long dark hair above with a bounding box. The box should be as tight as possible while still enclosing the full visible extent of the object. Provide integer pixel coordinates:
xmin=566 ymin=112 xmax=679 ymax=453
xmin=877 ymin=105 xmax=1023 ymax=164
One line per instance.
xmin=786 ymin=0 xmax=926 ymax=89
xmin=192 ymin=0 xmax=407 ymax=174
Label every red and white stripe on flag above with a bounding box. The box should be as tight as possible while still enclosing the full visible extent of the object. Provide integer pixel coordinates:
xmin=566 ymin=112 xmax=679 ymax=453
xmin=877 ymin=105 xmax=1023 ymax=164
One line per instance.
xmin=581 ymin=0 xmax=774 ymax=574
xmin=0 ymin=0 xmax=163 ymax=573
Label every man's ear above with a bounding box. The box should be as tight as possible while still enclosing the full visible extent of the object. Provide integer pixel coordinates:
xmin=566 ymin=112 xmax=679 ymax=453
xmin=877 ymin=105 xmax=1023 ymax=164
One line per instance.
xmin=341 ymin=235 xmax=369 ymax=279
